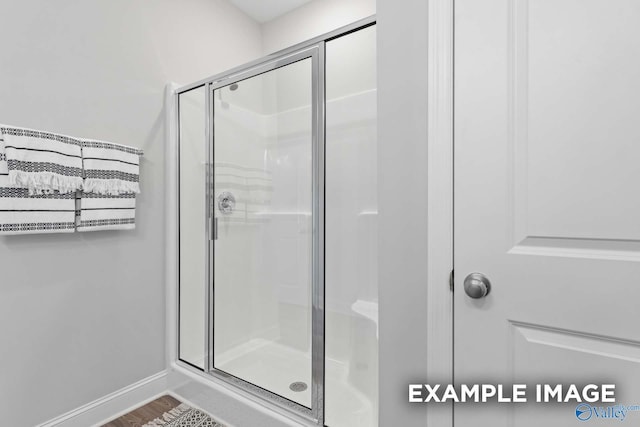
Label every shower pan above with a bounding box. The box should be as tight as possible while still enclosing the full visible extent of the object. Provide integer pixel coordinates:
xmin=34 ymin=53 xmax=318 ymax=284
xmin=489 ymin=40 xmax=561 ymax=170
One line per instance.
xmin=176 ymin=18 xmax=377 ymax=427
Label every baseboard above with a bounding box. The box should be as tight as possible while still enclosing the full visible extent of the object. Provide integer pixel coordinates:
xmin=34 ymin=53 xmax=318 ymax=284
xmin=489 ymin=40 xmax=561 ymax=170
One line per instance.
xmin=37 ymin=370 xmax=168 ymax=427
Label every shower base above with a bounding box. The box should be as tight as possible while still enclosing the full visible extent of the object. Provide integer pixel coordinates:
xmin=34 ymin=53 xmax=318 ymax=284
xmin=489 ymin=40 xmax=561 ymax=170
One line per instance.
xmin=215 ymin=339 xmax=375 ymax=427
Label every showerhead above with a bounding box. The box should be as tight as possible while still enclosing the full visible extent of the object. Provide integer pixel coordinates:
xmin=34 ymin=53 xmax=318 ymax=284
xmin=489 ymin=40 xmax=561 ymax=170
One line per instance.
xmin=218 ymin=82 xmax=238 ymax=110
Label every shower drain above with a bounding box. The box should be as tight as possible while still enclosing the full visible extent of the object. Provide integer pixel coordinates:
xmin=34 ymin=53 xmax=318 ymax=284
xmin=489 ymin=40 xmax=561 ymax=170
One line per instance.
xmin=289 ymin=381 xmax=308 ymax=392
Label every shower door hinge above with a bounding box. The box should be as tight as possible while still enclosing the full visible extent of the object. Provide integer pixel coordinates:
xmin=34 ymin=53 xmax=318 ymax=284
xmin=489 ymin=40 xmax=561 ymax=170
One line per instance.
xmin=449 ymin=269 xmax=454 ymax=292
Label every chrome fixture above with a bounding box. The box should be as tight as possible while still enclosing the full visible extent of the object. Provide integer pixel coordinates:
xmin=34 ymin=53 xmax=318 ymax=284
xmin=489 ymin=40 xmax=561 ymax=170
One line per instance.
xmin=217 ymin=191 xmax=236 ymax=214
xmin=463 ymin=272 xmax=491 ymax=299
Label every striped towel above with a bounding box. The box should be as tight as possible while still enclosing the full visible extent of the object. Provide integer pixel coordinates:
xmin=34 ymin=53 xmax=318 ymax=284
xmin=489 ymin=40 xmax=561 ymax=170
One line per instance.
xmin=0 ymin=138 xmax=76 ymax=235
xmin=0 ymin=125 xmax=84 ymax=195
xmin=77 ymin=191 xmax=136 ymax=232
xmin=81 ymin=139 xmax=142 ymax=195
xmin=79 ymin=139 xmax=141 ymax=231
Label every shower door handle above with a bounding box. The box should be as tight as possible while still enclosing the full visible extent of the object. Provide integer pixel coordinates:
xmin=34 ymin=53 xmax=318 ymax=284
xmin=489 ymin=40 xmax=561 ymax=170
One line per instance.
xmin=211 ymin=217 xmax=218 ymax=241
xmin=207 ymin=161 xmax=217 ymax=241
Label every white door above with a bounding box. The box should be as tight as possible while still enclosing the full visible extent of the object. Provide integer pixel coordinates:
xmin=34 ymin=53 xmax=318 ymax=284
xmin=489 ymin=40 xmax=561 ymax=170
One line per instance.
xmin=455 ymin=1 xmax=640 ymax=426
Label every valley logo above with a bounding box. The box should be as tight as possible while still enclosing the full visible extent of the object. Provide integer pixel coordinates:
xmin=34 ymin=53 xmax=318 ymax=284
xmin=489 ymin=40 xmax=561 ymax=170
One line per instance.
xmin=575 ymin=403 xmax=640 ymax=422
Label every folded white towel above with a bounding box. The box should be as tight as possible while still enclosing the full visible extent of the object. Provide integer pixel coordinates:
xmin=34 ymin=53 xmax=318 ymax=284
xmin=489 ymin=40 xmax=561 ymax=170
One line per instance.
xmin=77 ymin=191 xmax=136 ymax=232
xmin=0 ymin=138 xmax=76 ymax=235
xmin=81 ymin=139 xmax=142 ymax=195
xmin=0 ymin=125 xmax=84 ymax=195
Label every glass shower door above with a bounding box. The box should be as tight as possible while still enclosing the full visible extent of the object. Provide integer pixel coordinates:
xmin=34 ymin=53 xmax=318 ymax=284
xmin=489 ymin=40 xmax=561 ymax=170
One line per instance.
xmin=211 ymin=50 xmax=321 ymax=413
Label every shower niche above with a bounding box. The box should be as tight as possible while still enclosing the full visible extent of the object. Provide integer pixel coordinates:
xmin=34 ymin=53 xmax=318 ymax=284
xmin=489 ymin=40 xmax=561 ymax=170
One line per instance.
xmin=177 ymin=21 xmax=377 ymax=427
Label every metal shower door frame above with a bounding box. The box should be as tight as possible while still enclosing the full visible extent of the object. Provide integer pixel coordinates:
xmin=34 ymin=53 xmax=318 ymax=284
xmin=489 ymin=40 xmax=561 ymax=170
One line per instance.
xmin=206 ymin=45 xmax=325 ymax=424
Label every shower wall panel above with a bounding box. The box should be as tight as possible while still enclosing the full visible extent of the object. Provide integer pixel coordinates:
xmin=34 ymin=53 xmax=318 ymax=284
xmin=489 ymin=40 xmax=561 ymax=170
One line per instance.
xmin=325 ymin=25 xmax=378 ymax=427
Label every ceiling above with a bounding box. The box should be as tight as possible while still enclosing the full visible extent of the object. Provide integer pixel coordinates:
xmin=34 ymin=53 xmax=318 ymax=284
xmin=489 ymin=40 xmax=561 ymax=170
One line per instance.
xmin=229 ymin=0 xmax=314 ymax=23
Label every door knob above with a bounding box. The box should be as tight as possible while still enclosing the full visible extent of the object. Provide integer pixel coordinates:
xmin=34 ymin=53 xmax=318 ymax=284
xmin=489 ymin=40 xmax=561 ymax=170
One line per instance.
xmin=464 ymin=273 xmax=491 ymax=299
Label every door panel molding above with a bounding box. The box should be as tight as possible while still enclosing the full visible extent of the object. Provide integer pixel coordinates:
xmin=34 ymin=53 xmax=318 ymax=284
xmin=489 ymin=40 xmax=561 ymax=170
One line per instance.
xmin=507 ymin=0 xmax=640 ymax=259
xmin=511 ymin=321 xmax=640 ymax=364
xmin=509 ymin=236 xmax=640 ymax=262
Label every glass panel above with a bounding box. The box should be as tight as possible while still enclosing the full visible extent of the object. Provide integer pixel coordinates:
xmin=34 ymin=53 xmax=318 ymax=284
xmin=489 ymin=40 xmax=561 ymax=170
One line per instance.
xmin=178 ymin=85 xmax=207 ymax=369
xmin=213 ymin=58 xmax=313 ymax=408
xmin=325 ymin=25 xmax=378 ymax=427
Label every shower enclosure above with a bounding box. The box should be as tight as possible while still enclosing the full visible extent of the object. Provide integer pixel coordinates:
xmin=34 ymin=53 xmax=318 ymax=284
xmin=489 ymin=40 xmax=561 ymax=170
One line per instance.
xmin=176 ymin=18 xmax=377 ymax=427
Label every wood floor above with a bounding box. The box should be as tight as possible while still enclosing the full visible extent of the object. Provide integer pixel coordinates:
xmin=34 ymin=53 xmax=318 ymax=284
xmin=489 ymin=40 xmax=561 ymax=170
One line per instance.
xmin=102 ymin=395 xmax=182 ymax=427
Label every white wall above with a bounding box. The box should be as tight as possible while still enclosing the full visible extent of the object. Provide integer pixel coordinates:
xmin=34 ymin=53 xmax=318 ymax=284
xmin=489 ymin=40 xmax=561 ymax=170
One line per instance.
xmin=261 ymin=0 xmax=376 ymax=55
xmin=0 ymin=1 xmax=262 ymax=426
xmin=377 ymin=0 xmax=432 ymax=426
